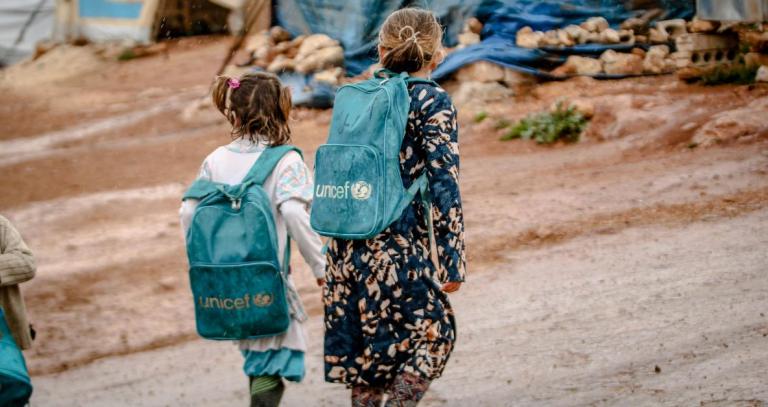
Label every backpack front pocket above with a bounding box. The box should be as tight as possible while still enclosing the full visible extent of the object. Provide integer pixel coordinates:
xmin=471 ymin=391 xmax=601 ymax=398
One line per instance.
xmin=311 ymin=144 xmax=383 ymax=238
xmin=189 ymin=262 xmax=290 ymax=340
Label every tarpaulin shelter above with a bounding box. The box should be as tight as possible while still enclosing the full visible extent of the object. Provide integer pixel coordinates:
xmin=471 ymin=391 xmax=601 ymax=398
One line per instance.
xmin=0 ymin=0 xmax=56 ymax=65
xmin=53 ymin=0 xmax=162 ymax=43
xmin=1 ymin=0 xmax=236 ymax=66
xmin=53 ymin=0 xmax=231 ymax=44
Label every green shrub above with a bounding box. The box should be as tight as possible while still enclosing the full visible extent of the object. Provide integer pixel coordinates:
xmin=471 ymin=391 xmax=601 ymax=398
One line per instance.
xmin=501 ymin=102 xmax=588 ymax=144
xmin=700 ymin=64 xmax=758 ymax=86
xmin=473 ymin=111 xmax=489 ymax=123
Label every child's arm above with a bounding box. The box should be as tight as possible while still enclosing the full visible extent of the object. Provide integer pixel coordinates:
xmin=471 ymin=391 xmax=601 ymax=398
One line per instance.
xmin=0 ymin=216 xmax=36 ymax=287
xmin=280 ymin=199 xmax=326 ymax=286
xmin=418 ymin=87 xmax=466 ymax=290
xmin=275 ymin=155 xmax=326 ymax=286
xmin=179 ymin=159 xmax=213 ymax=236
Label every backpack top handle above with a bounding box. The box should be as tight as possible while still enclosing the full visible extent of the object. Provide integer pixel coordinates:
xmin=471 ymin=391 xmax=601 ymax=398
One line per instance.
xmin=372 ymin=68 xmax=438 ymax=87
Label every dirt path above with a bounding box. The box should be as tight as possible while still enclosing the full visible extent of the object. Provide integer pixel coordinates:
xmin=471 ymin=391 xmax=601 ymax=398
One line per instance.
xmin=1 ymin=38 xmax=767 ymax=405
xmin=30 ymin=209 xmax=768 ymax=406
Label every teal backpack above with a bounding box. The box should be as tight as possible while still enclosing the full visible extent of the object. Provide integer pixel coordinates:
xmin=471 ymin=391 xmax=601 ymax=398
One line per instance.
xmin=310 ymin=70 xmax=437 ymax=239
xmin=0 ymin=308 xmax=32 ymax=407
xmin=182 ymin=146 xmax=299 ymax=340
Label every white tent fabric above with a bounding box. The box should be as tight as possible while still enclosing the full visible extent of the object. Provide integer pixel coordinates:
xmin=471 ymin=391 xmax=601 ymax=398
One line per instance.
xmin=0 ymin=0 xmax=56 ymax=65
xmin=696 ymin=0 xmax=768 ymax=22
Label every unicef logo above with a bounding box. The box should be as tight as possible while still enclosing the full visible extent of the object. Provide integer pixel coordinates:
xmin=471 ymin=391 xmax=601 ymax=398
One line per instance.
xmin=351 ymin=181 xmax=372 ymax=200
xmin=315 ymin=181 xmax=373 ymax=200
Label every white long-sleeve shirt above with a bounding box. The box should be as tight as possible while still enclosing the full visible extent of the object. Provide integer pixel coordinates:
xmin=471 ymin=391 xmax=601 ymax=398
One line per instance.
xmin=179 ymin=139 xmax=325 ymax=352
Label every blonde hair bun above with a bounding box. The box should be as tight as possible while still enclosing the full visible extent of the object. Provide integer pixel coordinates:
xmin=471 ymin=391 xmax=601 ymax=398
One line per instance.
xmin=379 ymin=8 xmax=443 ymax=73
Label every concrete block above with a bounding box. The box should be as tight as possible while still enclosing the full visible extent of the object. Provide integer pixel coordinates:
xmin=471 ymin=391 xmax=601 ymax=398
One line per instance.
xmin=673 ymin=33 xmax=740 ymax=69
xmin=675 ymin=33 xmax=738 ymax=53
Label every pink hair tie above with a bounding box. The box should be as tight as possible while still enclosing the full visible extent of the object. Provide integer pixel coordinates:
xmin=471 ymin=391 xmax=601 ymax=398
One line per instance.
xmin=227 ymin=78 xmax=240 ymax=90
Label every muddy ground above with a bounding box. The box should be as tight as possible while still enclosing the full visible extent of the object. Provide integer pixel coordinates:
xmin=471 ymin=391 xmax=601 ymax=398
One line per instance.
xmin=1 ymin=37 xmax=767 ymax=406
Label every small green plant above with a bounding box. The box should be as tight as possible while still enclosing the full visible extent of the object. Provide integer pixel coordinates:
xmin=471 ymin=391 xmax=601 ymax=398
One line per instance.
xmin=501 ymin=102 xmax=587 ymax=144
xmin=117 ymin=48 xmax=137 ymax=61
xmin=700 ymin=64 xmax=758 ymax=86
xmin=473 ymin=111 xmax=488 ymax=123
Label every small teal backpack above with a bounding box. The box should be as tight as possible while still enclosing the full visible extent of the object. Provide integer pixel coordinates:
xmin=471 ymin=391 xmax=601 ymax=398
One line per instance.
xmin=182 ymin=146 xmax=299 ymax=340
xmin=0 ymin=308 xmax=32 ymax=407
xmin=310 ymin=70 xmax=437 ymax=239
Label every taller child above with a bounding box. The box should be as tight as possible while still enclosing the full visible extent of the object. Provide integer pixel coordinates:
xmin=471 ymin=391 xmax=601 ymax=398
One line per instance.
xmin=323 ymin=8 xmax=466 ymax=407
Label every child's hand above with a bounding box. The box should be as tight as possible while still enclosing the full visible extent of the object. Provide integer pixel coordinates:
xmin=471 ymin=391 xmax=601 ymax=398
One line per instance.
xmin=441 ymin=282 xmax=461 ymax=293
xmin=316 ymin=278 xmax=326 ymax=287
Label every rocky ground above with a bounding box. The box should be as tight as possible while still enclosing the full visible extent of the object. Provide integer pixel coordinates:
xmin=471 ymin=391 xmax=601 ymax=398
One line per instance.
xmin=1 ymin=37 xmax=767 ymax=406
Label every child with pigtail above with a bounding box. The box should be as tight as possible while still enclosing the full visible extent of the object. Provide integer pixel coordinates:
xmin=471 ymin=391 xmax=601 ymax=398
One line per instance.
xmin=180 ymin=72 xmax=325 ymax=406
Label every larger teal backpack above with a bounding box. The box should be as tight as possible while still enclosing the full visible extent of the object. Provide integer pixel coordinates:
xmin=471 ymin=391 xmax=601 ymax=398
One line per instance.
xmin=0 ymin=308 xmax=32 ymax=407
xmin=182 ymin=146 xmax=299 ymax=340
xmin=310 ymin=70 xmax=437 ymax=239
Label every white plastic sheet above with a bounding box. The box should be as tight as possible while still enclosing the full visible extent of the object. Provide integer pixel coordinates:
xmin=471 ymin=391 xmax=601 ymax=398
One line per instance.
xmin=0 ymin=0 xmax=55 ymax=65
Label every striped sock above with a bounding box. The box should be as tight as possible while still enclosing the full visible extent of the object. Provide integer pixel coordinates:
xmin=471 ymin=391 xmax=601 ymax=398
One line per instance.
xmin=250 ymin=375 xmax=281 ymax=395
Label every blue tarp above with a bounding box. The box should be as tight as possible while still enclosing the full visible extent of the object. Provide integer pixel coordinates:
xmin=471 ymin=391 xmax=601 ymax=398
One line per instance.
xmin=274 ymin=0 xmax=694 ymax=80
xmin=278 ymin=71 xmax=336 ymax=108
xmin=432 ymin=0 xmax=695 ymax=80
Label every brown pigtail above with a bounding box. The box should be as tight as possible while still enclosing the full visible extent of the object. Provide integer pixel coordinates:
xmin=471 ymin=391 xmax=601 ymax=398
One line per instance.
xmin=211 ymin=76 xmax=232 ymax=121
xmin=212 ymin=72 xmax=292 ymax=146
xmin=278 ymin=85 xmax=292 ymax=124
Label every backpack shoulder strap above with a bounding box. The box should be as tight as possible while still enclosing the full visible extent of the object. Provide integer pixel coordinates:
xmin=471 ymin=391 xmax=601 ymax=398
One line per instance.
xmin=244 ymin=145 xmax=303 ymax=186
xmin=182 ymin=179 xmax=221 ymax=201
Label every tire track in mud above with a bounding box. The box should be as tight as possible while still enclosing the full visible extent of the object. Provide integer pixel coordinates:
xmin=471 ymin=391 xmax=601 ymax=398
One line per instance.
xmin=472 ymin=187 xmax=768 ymax=267
xmin=0 ymin=94 xmax=200 ymax=167
xmin=0 ymin=126 xmax=222 ymax=209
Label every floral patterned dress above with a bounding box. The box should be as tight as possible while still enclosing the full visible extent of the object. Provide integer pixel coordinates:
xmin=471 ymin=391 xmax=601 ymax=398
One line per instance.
xmin=323 ymin=82 xmax=467 ymax=388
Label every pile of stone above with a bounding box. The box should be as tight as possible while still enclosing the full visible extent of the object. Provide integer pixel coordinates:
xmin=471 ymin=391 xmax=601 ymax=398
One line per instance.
xmin=551 ymin=45 xmax=676 ymax=76
xmin=517 ymin=17 xmax=635 ymax=48
xmin=516 ymin=12 xmax=714 ymax=50
xmin=238 ymin=26 xmax=345 ymax=85
xmin=450 ymin=60 xmax=537 ymax=106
